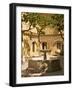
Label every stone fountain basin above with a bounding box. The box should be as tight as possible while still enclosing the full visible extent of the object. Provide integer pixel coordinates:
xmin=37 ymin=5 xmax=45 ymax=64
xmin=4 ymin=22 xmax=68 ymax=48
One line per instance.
xmin=31 ymin=55 xmax=60 ymax=61
xmin=28 ymin=55 xmax=64 ymax=73
xmin=21 ymin=55 xmax=64 ymax=77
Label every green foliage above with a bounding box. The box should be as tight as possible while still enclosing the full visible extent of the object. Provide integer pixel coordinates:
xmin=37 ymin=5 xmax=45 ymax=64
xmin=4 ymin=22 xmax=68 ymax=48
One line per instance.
xmin=22 ymin=12 xmax=64 ymax=40
xmin=22 ymin=12 xmax=64 ymax=31
xmin=51 ymin=14 xmax=64 ymax=31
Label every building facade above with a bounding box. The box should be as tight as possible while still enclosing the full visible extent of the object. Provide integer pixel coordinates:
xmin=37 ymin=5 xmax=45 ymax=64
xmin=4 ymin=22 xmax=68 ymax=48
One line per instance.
xmin=21 ymin=30 xmax=64 ymax=60
xmin=21 ymin=21 xmax=64 ymax=63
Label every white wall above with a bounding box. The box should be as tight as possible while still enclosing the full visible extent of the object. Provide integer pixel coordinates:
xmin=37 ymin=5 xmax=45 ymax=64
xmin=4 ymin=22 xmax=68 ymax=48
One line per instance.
xmin=0 ymin=0 xmax=72 ymax=89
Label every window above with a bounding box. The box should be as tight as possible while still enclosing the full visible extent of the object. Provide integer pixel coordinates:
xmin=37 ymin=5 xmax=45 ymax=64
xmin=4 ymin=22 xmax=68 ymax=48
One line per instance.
xmin=57 ymin=42 xmax=61 ymax=49
xmin=42 ymin=42 xmax=47 ymax=50
xmin=32 ymin=42 xmax=36 ymax=52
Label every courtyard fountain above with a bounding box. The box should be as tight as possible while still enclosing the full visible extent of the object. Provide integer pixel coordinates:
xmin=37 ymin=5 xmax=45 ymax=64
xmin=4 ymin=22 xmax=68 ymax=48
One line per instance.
xmin=40 ymin=49 xmax=50 ymax=60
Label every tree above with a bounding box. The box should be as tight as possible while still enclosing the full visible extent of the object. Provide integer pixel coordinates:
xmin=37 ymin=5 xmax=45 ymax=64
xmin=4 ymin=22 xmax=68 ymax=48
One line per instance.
xmin=21 ymin=13 xmax=64 ymax=57
xmin=21 ymin=13 xmax=48 ymax=52
xmin=50 ymin=14 xmax=64 ymax=40
xmin=21 ymin=12 xmax=64 ymax=40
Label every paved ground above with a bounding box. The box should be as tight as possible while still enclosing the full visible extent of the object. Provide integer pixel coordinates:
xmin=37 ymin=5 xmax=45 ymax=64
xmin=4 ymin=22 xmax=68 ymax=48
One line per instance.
xmin=43 ymin=69 xmax=64 ymax=76
xmin=21 ymin=68 xmax=64 ymax=77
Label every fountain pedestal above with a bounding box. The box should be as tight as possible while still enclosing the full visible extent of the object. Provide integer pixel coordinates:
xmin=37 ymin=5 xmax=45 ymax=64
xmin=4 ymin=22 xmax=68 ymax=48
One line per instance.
xmin=40 ymin=49 xmax=50 ymax=60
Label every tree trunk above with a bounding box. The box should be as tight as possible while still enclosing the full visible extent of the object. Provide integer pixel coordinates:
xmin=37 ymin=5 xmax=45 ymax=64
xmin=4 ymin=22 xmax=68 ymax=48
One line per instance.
xmin=59 ymin=30 xmax=64 ymax=41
